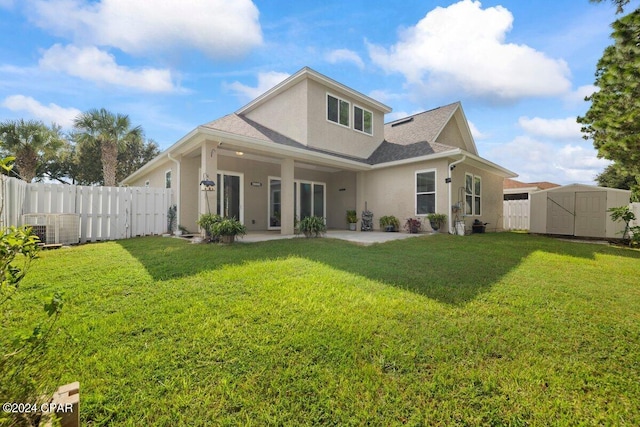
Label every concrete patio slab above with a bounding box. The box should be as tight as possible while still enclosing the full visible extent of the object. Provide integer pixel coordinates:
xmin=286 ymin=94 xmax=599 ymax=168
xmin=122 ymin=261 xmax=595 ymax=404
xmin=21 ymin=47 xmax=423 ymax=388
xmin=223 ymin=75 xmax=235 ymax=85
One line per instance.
xmin=240 ymin=230 xmax=433 ymax=245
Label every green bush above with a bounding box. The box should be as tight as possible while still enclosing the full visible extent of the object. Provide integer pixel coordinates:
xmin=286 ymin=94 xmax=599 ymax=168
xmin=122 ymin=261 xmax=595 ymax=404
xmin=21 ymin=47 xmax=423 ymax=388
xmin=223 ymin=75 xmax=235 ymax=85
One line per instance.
xmin=299 ymin=216 xmax=326 ymax=238
xmin=197 ymin=213 xmax=222 ymax=240
xmin=379 ymin=215 xmax=400 ymax=230
xmin=211 ymin=218 xmax=247 ymax=238
xmin=346 ymin=210 xmax=358 ymax=224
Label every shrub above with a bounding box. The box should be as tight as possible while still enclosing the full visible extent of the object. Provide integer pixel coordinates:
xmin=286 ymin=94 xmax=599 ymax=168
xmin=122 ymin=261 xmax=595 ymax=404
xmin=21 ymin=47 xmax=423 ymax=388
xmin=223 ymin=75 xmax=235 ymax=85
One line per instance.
xmin=197 ymin=213 xmax=222 ymax=240
xmin=404 ymin=218 xmax=422 ymax=234
xmin=608 ymin=206 xmax=636 ymax=243
xmin=211 ymin=218 xmax=247 ymax=238
xmin=167 ymin=204 xmax=177 ymax=233
xmin=346 ymin=210 xmax=358 ymax=224
xmin=379 ymin=215 xmax=400 ymax=230
xmin=299 ymin=216 xmax=326 ymax=238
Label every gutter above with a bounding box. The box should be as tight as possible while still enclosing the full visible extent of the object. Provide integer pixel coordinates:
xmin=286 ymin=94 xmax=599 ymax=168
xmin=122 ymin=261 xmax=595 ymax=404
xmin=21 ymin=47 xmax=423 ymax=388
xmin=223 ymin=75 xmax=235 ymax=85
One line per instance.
xmin=167 ymin=152 xmax=180 ymax=228
xmin=447 ymin=156 xmax=466 ymax=234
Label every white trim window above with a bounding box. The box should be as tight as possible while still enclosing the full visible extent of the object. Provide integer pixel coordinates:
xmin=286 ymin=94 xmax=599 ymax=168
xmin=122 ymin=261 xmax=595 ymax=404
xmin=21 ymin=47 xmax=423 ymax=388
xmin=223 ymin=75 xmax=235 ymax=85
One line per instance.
xmin=353 ymin=105 xmax=373 ymax=135
xmin=165 ymin=170 xmax=172 ymax=189
xmin=465 ymin=173 xmax=482 ymax=216
xmin=416 ymin=170 xmax=436 ymax=215
xmin=327 ymin=93 xmax=350 ymax=127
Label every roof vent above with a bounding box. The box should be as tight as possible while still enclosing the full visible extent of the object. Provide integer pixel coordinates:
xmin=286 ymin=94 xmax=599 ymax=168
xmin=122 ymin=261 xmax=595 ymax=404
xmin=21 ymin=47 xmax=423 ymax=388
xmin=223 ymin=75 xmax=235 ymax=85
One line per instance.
xmin=391 ymin=117 xmax=414 ymax=127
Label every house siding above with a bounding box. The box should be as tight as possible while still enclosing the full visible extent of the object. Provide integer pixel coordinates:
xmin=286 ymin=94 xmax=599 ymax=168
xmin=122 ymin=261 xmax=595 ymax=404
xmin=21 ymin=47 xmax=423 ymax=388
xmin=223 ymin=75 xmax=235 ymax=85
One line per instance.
xmin=244 ymin=79 xmax=309 ymax=145
xmin=451 ymin=164 xmax=505 ymax=232
xmin=306 ymin=79 xmax=385 ymax=159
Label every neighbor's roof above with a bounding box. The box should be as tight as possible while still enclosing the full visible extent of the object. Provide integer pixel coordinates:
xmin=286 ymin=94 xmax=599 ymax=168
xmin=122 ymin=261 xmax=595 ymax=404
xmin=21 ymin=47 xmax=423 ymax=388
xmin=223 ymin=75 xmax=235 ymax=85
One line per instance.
xmin=504 ymin=178 xmax=560 ymax=190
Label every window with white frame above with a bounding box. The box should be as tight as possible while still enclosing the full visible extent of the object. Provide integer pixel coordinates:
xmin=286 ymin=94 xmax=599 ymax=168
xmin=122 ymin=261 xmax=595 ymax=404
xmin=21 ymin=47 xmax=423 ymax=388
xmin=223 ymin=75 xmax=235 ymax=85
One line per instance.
xmin=416 ymin=170 xmax=436 ymax=215
xmin=354 ymin=105 xmax=372 ymax=135
xmin=327 ymin=94 xmax=350 ymax=127
xmin=165 ymin=170 xmax=172 ymax=189
xmin=465 ymin=173 xmax=481 ymax=215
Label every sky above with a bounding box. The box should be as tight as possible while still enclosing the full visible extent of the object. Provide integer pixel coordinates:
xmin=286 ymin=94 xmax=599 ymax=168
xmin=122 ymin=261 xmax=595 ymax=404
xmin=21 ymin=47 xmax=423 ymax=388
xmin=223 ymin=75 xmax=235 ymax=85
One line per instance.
xmin=1 ymin=0 xmax=638 ymax=185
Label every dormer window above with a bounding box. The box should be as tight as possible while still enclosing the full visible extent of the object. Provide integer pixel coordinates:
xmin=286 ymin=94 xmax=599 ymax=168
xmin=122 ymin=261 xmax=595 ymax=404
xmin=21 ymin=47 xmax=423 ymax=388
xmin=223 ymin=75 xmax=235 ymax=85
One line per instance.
xmin=354 ymin=105 xmax=372 ymax=135
xmin=327 ymin=94 xmax=350 ymax=127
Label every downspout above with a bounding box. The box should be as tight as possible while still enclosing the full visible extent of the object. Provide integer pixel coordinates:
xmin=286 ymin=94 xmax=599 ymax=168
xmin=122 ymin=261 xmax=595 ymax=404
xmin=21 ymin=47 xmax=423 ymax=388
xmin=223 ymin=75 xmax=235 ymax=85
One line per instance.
xmin=167 ymin=152 xmax=180 ymax=229
xmin=447 ymin=156 xmax=466 ymax=234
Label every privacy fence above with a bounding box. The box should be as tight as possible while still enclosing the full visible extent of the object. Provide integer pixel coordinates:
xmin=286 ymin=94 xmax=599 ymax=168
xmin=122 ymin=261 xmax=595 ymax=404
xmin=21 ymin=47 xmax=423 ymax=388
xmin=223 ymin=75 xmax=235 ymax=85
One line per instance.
xmin=1 ymin=176 xmax=171 ymax=243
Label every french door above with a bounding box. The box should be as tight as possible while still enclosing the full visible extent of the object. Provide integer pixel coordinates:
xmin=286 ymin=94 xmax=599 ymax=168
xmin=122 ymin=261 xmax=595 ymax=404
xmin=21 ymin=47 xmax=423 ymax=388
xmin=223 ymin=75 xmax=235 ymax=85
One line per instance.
xmin=268 ymin=177 xmax=325 ymax=230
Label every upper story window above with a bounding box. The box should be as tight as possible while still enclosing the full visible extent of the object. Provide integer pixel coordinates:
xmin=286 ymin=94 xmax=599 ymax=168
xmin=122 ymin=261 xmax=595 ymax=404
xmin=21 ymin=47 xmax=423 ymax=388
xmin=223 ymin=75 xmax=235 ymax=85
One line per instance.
xmin=327 ymin=94 xmax=350 ymax=127
xmin=354 ymin=105 xmax=372 ymax=135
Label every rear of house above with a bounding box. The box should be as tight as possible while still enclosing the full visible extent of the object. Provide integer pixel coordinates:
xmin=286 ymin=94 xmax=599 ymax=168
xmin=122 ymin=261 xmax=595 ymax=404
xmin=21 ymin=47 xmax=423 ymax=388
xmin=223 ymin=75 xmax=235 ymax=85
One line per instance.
xmin=123 ymin=67 xmax=516 ymax=235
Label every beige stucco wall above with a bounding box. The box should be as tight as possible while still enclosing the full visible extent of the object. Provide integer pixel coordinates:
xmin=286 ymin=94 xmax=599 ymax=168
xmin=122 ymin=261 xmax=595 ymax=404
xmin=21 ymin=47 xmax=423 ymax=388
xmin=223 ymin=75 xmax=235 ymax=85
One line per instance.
xmin=436 ymin=116 xmax=466 ymax=151
xmin=244 ymin=79 xmax=309 ymax=145
xmin=306 ymin=79 xmax=385 ymax=159
xmin=451 ymin=164 xmax=505 ymax=232
xmin=361 ymin=159 xmax=450 ymax=231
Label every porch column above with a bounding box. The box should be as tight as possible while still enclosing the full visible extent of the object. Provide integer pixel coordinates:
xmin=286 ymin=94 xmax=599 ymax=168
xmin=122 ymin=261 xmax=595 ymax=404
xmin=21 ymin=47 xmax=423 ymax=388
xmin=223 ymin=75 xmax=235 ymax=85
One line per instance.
xmin=356 ymin=171 xmax=366 ymax=221
xmin=200 ymin=141 xmax=218 ymax=217
xmin=280 ymin=158 xmax=295 ymax=235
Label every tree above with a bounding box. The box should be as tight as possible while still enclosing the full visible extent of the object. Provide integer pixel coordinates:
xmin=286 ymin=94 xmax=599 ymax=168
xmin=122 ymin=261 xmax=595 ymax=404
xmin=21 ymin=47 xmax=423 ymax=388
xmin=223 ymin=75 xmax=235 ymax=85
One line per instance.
xmin=73 ymin=108 xmax=142 ymax=186
xmin=590 ymin=0 xmax=631 ymax=14
xmin=596 ymin=164 xmax=639 ymax=199
xmin=0 ymin=119 xmax=65 ymax=182
xmin=578 ymin=9 xmax=640 ymax=199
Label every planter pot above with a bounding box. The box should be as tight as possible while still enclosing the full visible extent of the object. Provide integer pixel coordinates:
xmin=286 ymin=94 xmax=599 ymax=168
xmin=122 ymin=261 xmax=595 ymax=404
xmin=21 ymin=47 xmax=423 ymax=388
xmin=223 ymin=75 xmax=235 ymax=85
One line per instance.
xmin=220 ymin=235 xmax=235 ymax=244
xmin=384 ymin=225 xmax=396 ymax=232
xmin=429 ymin=221 xmax=440 ymax=232
xmin=472 ymin=225 xmax=486 ymax=234
xmin=349 ymin=223 xmax=357 ymax=231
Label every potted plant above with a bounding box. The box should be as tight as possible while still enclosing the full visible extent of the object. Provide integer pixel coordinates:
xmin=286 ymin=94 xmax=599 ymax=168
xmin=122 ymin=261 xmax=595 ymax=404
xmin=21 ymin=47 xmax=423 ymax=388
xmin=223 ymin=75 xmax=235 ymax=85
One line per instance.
xmin=197 ymin=213 xmax=222 ymax=242
xmin=404 ymin=217 xmax=422 ymax=234
xmin=379 ymin=215 xmax=400 ymax=232
xmin=299 ymin=216 xmax=326 ymax=238
xmin=427 ymin=213 xmax=447 ymax=232
xmin=472 ymin=219 xmax=488 ymax=233
xmin=212 ymin=217 xmax=247 ymax=243
xmin=346 ymin=210 xmax=358 ymax=231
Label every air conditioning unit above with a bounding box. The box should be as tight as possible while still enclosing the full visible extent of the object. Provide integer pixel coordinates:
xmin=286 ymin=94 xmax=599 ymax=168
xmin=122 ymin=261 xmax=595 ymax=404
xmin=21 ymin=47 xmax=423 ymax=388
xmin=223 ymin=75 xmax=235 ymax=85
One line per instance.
xmin=22 ymin=214 xmax=80 ymax=245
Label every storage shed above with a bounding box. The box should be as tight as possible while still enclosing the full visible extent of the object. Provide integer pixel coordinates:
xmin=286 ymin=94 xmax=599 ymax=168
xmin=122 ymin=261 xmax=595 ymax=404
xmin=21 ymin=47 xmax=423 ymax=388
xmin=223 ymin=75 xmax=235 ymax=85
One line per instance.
xmin=530 ymin=184 xmax=631 ymax=239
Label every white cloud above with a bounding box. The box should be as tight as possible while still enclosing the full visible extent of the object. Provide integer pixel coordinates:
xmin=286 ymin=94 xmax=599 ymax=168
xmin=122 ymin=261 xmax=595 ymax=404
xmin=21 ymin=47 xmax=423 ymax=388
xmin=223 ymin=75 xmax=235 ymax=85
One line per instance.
xmin=1 ymin=95 xmax=81 ymax=128
xmin=486 ymin=135 xmax=609 ymax=185
xmin=518 ymin=116 xmax=581 ymax=140
xmin=29 ymin=0 xmax=262 ymax=58
xmin=225 ymin=71 xmax=291 ymax=100
xmin=564 ymin=84 xmax=598 ymax=107
xmin=325 ymin=49 xmax=365 ymax=69
xmin=367 ymin=0 xmax=571 ymax=101
xmin=468 ymin=120 xmax=488 ymax=140
xmin=39 ymin=44 xmax=177 ymax=93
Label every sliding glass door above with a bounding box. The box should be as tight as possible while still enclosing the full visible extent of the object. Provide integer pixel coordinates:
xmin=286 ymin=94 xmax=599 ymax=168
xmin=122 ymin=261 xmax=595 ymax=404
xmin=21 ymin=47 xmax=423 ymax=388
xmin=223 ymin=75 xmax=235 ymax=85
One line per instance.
xmin=268 ymin=178 xmax=325 ymax=230
xmin=216 ymin=172 xmax=243 ymax=222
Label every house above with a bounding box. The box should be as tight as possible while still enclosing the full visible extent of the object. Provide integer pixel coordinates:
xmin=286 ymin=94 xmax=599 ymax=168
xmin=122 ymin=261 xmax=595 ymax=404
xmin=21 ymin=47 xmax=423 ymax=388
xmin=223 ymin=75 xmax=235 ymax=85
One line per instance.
xmin=122 ymin=67 xmax=517 ymax=235
xmin=503 ymin=178 xmax=560 ymax=201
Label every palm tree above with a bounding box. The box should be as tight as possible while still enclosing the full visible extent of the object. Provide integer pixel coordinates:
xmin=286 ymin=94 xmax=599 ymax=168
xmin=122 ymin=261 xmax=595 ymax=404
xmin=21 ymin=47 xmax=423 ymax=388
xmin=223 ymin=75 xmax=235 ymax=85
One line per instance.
xmin=0 ymin=119 xmax=64 ymax=182
xmin=73 ymin=108 xmax=142 ymax=186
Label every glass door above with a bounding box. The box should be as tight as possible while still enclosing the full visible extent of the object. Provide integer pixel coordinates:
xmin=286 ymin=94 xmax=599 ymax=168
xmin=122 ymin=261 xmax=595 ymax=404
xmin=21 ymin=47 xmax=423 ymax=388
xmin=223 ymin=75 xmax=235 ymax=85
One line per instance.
xmin=268 ymin=178 xmax=325 ymax=229
xmin=216 ymin=172 xmax=243 ymax=222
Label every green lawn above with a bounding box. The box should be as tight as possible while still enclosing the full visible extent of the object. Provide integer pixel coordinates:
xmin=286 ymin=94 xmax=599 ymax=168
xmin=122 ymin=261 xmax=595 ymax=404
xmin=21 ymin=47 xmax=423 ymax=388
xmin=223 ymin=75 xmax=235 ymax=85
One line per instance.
xmin=5 ymin=233 xmax=640 ymax=426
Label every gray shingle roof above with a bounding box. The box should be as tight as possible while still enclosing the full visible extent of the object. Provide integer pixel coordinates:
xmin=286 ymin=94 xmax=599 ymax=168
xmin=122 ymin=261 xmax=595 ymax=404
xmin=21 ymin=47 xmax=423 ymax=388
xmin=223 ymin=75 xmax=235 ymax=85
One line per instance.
xmin=201 ymin=102 xmax=461 ymax=165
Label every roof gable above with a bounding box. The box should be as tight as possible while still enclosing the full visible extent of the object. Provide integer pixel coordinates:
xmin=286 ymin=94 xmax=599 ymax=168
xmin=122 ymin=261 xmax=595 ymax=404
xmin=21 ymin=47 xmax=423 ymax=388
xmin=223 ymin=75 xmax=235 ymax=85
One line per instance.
xmin=384 ymin=102 xmax=477 ymax=155
xmin=236 ymin=67 xmax=392 ymax=116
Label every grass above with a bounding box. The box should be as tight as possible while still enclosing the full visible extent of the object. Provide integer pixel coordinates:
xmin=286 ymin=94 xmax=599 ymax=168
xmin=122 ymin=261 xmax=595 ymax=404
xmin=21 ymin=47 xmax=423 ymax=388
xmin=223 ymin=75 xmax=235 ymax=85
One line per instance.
xmin=4 ymin=233 xmax=640 ymax=426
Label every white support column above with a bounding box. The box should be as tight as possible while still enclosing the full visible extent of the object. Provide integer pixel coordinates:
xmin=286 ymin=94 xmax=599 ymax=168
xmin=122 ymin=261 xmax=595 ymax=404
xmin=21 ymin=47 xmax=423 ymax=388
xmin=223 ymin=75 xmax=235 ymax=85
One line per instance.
xmin=200 ymin=141 xmax=218 ymax=217
xmin=280 ymin=158 xmax=295 ymax=235
xmin=356 ymin=171 xmax=366 ymax=222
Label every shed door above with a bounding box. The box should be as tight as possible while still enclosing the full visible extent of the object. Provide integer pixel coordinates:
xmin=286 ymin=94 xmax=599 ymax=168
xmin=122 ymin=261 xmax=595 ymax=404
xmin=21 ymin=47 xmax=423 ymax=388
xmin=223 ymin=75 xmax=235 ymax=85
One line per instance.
xmin=574 ymin=191 xmax=606 ymax=238
xmin=547 ymin=192 xmax=574 ymax=235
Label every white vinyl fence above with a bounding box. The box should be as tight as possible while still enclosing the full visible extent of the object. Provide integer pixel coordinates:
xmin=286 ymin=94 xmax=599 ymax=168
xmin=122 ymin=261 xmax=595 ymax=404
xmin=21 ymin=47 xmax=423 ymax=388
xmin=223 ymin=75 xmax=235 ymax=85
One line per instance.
xmin=1 ymin=176 xmax=171 ymax=243
xmin=631 ymin=203 xmax=640 ymax=228
xmin=503 ymin=199 xmax=530 ymax=230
